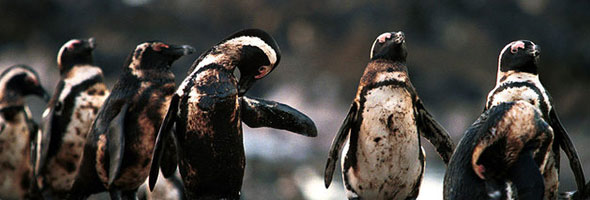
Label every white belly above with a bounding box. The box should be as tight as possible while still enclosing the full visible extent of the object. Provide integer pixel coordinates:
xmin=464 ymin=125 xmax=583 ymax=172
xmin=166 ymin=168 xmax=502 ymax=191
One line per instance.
xmin=343 ymin=86 xmax=423 ymax=199
xmin=46 ymin=88 xmax=109 ymax=191
xmin=0 ymin=113 xmax=31 ymax=200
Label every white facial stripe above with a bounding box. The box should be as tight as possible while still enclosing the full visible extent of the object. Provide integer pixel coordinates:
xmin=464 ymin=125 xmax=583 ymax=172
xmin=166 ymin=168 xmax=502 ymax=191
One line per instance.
xmin=58 ymin=65 xmax=103 ymax=101
xmin=176 ymin=54 xmax=223 ymax=96
xmin=223 ymin=36 xmax=277 ymax=65
xmin=57 ymin=39 xmax=81 ymax=67
xmin=130 ymin=43 xmax=150 ymax=70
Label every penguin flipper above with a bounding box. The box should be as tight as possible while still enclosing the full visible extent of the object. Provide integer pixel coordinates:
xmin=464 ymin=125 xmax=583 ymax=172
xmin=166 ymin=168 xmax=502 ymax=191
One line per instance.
xmin=240 ymin=96 xmax=317 ymax=137
xmin=149 ymin=95 xmax=179 ymax=191
xmin=35 ymin=106 xmax=55 ymax=186
xmin=324 ymin=102 xmax=358 ymax=188
xmin=549 ymin=108 xmax=586 ymax=197
xmin=160 ymin=129 xmax=178 ymax=178
xmin=107 ymin=103 xmax=129 ymax=187
xmin=415 ymin=99 xmax=455 ymax=164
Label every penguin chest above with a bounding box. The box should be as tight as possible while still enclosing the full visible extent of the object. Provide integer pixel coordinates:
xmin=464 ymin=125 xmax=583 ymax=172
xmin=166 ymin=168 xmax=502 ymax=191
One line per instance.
xmin=179 ymin=90 xmax=244 ymax=192
xmin=114 ymin=82 xmax=175 ymax=190
xmin=46 ymin=86 xmax=109 ymax=191
xmin=344 ymin=86 xmax=422 ymax=199
xmin=0 ymin=113 xmax=32 ymax=199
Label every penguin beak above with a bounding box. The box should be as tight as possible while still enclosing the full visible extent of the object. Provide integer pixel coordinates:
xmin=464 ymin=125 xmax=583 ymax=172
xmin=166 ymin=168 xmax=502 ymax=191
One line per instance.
xmin=529 ymin=45 xmax=541 ymax=57
xmin=393 ymin=31 xmax=405 ymax=44
xmin=35 ymin=86 xmax=51 ymax=102
xmin=87 ymin=37 xmax=96 ymax=50
xmin=163 ymin=45 xmax=196 ymax=57
xmin=237 ymin=76 xmax=256 ymax=96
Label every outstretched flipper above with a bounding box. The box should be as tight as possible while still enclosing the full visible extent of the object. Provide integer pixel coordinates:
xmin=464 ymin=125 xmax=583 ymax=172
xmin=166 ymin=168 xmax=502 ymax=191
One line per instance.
xmin=549 ymin=109 xmax=586 ymax=199
xmin=415 ymin=99 xmax=455 ymax=164
xmin=107 ymin=103 xmax=129 ymax=187
xmin=324 ymin=102 xmax=358 ymax=188
xmin=149 ymin=95 xmax=179 ymax=191
xmin=240 ymin=96 xmax=317 ymax=137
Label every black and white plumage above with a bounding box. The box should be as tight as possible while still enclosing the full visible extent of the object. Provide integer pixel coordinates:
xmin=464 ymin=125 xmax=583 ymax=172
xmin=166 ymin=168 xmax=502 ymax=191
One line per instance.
xmin=69 ymin=41 xmax=195 ymax=199
xmin=323 ymin=31 xmax=455 ymax=199
xmin=0 ymin=65 xmax=49 ymax=200
xmin=34 ymin=38 xmax=110 ymax=198
xmin=149 ymin=29 xmax=317 ymax=199
xmin=444 ymin=101 xmax=554 ymax=200
xmin=484 ymin=40 xmax=585 ymax=199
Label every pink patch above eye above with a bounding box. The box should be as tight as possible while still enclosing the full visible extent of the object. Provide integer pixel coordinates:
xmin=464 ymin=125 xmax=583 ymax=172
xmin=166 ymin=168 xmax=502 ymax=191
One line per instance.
xmin=66 ymin=40 xmax=82 ymax=50
xmin=377 ymin=32 xmax=392 ymax=43
xmin=153 ymin=43 xmax=169 ymax=51
xmin=510 ymin=41 xmax=526 ymax=53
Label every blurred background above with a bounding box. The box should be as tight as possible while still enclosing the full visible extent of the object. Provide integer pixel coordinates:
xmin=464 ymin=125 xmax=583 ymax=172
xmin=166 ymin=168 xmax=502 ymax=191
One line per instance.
xmin=1 ymin=0 xmax=589 ymax=199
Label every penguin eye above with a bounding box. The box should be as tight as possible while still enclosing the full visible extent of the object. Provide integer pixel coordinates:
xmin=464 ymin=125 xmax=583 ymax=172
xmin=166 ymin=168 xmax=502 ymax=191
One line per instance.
xmin=254 ymin=65 xmax=272 ymax=79
xmin=152 ymin=43 xmax=169 ymax=52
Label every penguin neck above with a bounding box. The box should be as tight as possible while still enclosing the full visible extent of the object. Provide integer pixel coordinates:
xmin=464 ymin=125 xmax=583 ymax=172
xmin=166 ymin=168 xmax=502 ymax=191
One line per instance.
xmin=59 ymin=57 xmax=93 ymax=76
xmin=193 ymin=52 xmax=238 ymax=73
xmin=496 ymin=70 xmax=539 ymax=86
xmin=0 ymin=89 xmax=25 ymax=109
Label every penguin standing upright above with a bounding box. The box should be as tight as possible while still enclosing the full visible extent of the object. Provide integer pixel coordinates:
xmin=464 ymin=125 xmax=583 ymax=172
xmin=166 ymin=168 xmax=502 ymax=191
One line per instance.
xmin=484 ymin=40 xmax=585 ymax=199
xmin=323 ymin=31 xmax=455 ymax=199
xmin=69 ymin=41 xmax=195 ymax=199
xmin=0 ymin=65 xmax=49 ymax=200
xmin=444 ymin=100 xmax=554 ymax=200
xmin=148 ymin=29 xmax=317 ymax=199
xmin=35 ymin=38 xmax=110 ymax=198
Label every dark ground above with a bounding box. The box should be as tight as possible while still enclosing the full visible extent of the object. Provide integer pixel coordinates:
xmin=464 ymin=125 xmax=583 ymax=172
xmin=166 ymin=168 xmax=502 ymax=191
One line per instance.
xmin=1 ymin=0 xmax=589 ymax=199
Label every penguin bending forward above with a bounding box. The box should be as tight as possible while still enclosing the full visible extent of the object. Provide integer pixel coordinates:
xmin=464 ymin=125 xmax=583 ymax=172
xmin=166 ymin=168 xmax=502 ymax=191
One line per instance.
xmin=35 ymin=38 xmax=109 ymax=198
xmin=149 ymin=29 xmax=317 ymax=199
xmin=68 ymin=41 xmax=195 ymax=199
xmin=444 ymin=101 xmax=553 ymax=200
xmin=484 ymin=40 xmax=585 ymax=199
xmin=324 ymin=31 xmax=455 ymax=199
xmin=0 ymin=65 xmax=49 ymax=200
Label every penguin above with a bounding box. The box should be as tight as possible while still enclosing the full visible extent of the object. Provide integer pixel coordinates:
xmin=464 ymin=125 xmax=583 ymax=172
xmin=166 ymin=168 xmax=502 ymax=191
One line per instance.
xmin=148 ymin=29 xmax=316 ymax=199
xmin=148 ymin=94 xmax=318 ymax=196
xmin=0 ymin=65 xmax=49 ymax=200
xmin=484 ymin=40 xmax=585 ymax=199
xmin=323 ymin=31 xmax=455 ymax=199
xmin=68 ymin=41 xmax=195 ymax=199
xmin=444 ymin=101 xmax=554 ymax=200
xmin=34 ymin=38 xmax=110 ymax=198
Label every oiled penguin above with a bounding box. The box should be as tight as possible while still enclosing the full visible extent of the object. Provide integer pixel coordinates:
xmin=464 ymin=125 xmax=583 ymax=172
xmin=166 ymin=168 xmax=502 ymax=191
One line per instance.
xmin=485 ymin=40 xmax=585 ymax=199
xmin=69 ymin=41 xmax=195 ymax=199
xmin=323 ymin=31 xmax=455 ymax=199
xmin=149 ymin=29 xmax=317 ymax=199
xmin=444 ymin=101 xmax=554 ymax=200
xmin=35 ymin=38 xmax=110 ymax=198
xmin=0 ymin=65 xmax=49 ymax=200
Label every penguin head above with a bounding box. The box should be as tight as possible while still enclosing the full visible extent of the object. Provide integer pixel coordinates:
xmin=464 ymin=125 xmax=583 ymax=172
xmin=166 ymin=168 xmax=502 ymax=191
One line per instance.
xmin=57 ymin=38 xmax=96 ymax=73
xmin=0 ymin=65 xmax=50 ymax=101
xmin=498 ymin=40 xmax=540 ymax=75
xmin=370 ymin=31 xmax=407 ymax=62
xmin=126 ymin=41 xmax=195 ymax=71
xmin=218 ymin=29 xmax=281 ymax=96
